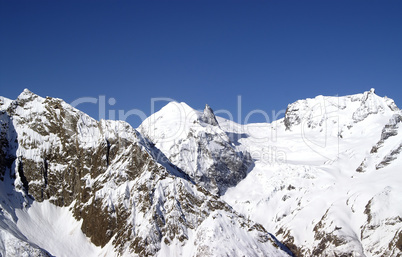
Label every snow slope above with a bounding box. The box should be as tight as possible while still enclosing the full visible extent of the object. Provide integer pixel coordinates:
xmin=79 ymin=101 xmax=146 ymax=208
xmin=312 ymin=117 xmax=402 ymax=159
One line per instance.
xmin=220 ymin=89 xmax=402 ymax=256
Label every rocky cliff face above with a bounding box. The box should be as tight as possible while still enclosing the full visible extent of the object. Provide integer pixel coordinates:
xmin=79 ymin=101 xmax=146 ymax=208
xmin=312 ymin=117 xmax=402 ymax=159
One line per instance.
xmin=0 ymin=90 xmax=290 ymax=257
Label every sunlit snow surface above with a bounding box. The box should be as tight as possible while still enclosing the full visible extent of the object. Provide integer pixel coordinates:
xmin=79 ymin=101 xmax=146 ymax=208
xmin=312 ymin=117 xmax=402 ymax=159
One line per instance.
xmin=15 ymin=201 xmax=108 ymax=257
xmin=221 ymin=90 xmax=402 ymax=256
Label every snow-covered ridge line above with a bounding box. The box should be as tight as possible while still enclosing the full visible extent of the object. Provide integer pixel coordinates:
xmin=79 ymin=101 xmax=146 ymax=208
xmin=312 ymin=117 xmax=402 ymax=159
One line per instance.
xmin=221 ymin=89 xmax=402 ymax=256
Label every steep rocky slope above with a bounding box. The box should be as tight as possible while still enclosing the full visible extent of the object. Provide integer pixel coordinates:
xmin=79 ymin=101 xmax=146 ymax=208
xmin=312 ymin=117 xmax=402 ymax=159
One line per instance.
xmin=0 ymin=90 xmax=290 ymax=257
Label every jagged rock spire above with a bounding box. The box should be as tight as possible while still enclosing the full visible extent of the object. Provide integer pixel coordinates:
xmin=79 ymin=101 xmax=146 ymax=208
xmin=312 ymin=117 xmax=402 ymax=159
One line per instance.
xmin=201 ymin=104 xmax=219 ymax=126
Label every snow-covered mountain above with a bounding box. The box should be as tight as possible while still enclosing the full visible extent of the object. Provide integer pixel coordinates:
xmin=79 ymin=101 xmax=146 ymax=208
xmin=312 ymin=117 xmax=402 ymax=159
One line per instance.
xmin=139 ymin=102 xmax=252 ymax=196
xmin=0 ymin=88 xmax=401 ymax=256
xmin=0 ymin=89 xmax=290 ymax=257
xmin=220 ymin=89 xmax=402 ymax=256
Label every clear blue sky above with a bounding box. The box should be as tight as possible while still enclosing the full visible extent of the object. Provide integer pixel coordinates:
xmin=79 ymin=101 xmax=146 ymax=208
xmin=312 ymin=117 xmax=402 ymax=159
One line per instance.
xmin=1 ymin=0 xmax=401 ymax=126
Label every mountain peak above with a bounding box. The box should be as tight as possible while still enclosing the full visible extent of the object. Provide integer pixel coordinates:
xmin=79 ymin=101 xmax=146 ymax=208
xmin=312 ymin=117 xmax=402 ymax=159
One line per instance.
xmin=360 ymin=88 xmax=377 ymax=102
xmin=23 ymin=88 xmax=32 ymax=94
xmin=0 ymin=96 xmax=12 ymax=111
xmin=200 ymin=104 xmax=219 ymax=126
xmin=284 ymin=90 xmax=399 ymax=130
xmin=17 ymin=88 xmax=39 ymax=101
xmin=162 ymin=101 xmax=194 ymax=113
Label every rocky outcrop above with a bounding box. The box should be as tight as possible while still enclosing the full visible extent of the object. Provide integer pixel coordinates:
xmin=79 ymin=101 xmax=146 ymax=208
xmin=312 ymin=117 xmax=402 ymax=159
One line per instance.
xmin=199 ymin=104 xmax=219 ymax=126
xmin=360 ymin=187 xmax=402 ymax=256
xmin=357 ymin=113 xmax=402 ymax=172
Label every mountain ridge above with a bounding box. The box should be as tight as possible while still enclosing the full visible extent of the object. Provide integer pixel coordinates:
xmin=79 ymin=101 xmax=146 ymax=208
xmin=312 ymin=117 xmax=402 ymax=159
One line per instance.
xmin=1 ymin=88 xmax=401 ymax=256
xmin=0 ymin=89 xmax=291 ymax=257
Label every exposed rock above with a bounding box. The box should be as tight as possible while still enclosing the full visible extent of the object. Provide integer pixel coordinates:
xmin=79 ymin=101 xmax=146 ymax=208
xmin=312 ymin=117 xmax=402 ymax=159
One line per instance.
xmin=356 ymin=113 xmax=402 ymax=172
xmin=199 ymin=104 xmax=219 ymax=126
xmin=376 ymin=143 xmax=402 ymax=170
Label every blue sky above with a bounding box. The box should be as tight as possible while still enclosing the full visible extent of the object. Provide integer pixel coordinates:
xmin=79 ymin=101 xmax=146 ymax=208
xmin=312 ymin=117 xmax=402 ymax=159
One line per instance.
xmin=1 ymin=0 xmax=401 ymax=127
